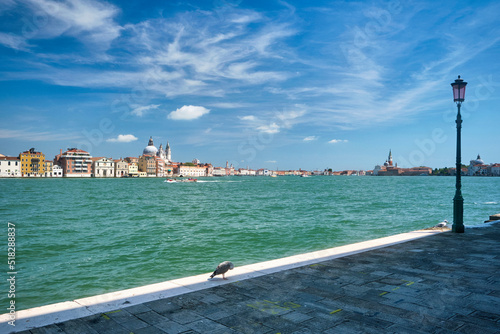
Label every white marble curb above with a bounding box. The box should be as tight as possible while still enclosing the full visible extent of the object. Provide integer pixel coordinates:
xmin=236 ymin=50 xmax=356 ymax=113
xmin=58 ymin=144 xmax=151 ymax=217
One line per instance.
xmin=0 ymin=229 xmax=443 ymax=332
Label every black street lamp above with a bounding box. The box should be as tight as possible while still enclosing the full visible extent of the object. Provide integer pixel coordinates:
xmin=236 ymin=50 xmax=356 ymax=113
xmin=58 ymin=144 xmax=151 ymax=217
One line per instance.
xmin=451 ymin=75 xmax=467 ymax=233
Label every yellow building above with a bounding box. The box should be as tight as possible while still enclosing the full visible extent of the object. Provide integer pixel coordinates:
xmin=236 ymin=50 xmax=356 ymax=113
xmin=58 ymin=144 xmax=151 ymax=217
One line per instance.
xmin=44 ymin=160 xmax=53 ymax=177
xmin=19 ymin=148 xmax=45 ymax=177
xmin=138 ymin=155 xmax=156 ymax=176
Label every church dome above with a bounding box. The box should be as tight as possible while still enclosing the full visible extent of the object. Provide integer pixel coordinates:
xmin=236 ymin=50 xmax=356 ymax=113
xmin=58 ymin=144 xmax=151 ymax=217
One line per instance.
xmin=143 ymin=137 xmax=158 ymax=156
xmin=471 ymin=154 xmax=484 ymax=166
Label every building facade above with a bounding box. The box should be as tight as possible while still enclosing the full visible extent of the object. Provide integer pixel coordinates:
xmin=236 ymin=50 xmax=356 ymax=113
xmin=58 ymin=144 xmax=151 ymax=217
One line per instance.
xmin=176 ymin=164 xmax=207 ymax=177
xmin=138 ymin=155 xmax=157 ymax=176
xmin=128 ymin=162 xmax=138 ymax=177
xmin=19 ymin=148 xmax=45 ymax=177
xmin=114 ymin=159 xmax=129 ymax=177
xmin=52 ymin=165 xmax=63 ymax=177
xmin=54 ymin=148 xmax=93 ymax=177
xmin=0 ymin=156 xmax=21 ymax=177
xmin=44 ymin=160 xmax=53 ymax=177
xmin=92 ymin=157 xmax=115 ymax=177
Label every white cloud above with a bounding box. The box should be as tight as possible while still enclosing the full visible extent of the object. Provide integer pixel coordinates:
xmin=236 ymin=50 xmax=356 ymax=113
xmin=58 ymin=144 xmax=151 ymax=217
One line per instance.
xmin=23 ymin=0 xmax=121 ymax=50
xmin=239 ymin=115 xmax=257 ymax=121
xmin=265 ymin=160 xmax=277 ymax=164
xmin=131 ymin=104 xmax=160 ymax=117
xmin=168 ymin=105 xmax=210 ymax=120
xmin=303 ymin=136 xmax=317 ymax=141
xmin=0 ymin=32 xmax=31 ymax=51
xmin=257 ymin=122 xmax=280 ymax=134
xmin=328 ymin=139 xmax=348 ymax=144
xmin=107 ymin=134 xmax=138 ymax=143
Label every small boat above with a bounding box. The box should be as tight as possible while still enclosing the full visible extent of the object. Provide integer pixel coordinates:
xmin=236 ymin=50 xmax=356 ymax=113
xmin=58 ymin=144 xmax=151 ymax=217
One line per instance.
xmin=300 ymin=174 xmax=309 ymax=177
xmin=165 ymin=178 xmax=197 ymax=183
xmin=270 ymin=174 xmax=277 ymax=178
xmin=179 ymin=178 xmax=198 ymax=183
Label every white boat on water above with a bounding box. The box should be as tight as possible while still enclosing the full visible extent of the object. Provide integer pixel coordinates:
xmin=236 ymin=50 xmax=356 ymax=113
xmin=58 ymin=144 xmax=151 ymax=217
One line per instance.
xmin=164 ymin=178 xmax=198 ymax=183
xmin=300 ymin=174 xmax=309 ymax=177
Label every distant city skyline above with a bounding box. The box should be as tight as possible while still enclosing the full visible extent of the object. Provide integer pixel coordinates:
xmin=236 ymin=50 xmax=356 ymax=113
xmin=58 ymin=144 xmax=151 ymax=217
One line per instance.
xmin=1 ymin=0 xmax=499 ymax=171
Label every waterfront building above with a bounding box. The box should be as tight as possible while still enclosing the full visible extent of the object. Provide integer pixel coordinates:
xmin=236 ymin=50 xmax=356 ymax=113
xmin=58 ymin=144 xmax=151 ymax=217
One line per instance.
xmin=156 ymin=157 xmax=165 ymax=177
xmin=114 ymin=159 xmax=129 ymax=177
xmin=91 ymin=157 xmax=115 ymax=177
xmin=238 ymin=168 xmax=250 ymax=176
xmin=374 ymin=150 xmax=431 ymax=176
xmin=124 ymin=157 xmax=138 ymax=164
xmin=212 ymin=167 xmax=226 ymax=176
xmin=128 ymin=162 xmax=139 ymax=177
xmin=256 ymin=169 xmax=271 ymax=176
xmin=44 ymin=160 xmax=53 ymax=177
xmin=177 ymin=164 xmax=207 ymax=177
xmin=52 ymin=165 xmax=63 ymax=177
xmin=468 ymin=154 xmax=488 ymax=176
xmin=19 ymin=148 xmax=45 ymax=177
xmin=138 ymin=155 xmax=156 ymax=176
xmin=205 ymin=163 xmax=213 ymax=177
xmin=54 ymin=148 xmax=92 ymax=177
xmin=0 ymin=156 xmax=21 ymax=177
xmin=165 ymin=163 xmax=174 ymax=177
xmin=489 ymin=164 xmax=500 ymax=176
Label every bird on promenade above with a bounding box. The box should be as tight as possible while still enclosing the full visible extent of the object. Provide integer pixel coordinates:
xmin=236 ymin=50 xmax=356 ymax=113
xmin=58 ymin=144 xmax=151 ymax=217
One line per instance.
xmin=209 ymin=261 xmax=234 ymax=280
xmin=434 ymin=220 xmax=448 ymax=231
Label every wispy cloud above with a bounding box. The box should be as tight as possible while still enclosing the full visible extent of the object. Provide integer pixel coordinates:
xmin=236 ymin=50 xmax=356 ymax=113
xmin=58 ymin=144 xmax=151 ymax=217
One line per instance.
xmin=0 ymin=128 xmax=81 ymax=141
xmin=239 ymin=115 xmax=257 ymax=121
xmin=328 ymin=139 xmax=348 ymax=144
xmin=131 ymin=104 xmax=160 ymax=117
xmin=303 ymin=136 xmax=317 ymax=141
xmin=106 ymin=134 xmax=138 ymax=143
xmin=2 ymin=5 xmax=296 ymax=99
xmin=0 ymin=32 xmax=31 ymax=51
xmin=21 ymin=0 xmax=122 ymax=51
xmin=210 ymin=102 xmax=252 ymax=109
xmin=256 ymin=122 xmax=280 ymax=134
xmin=168 ymin=105 xmax=210 ymax=120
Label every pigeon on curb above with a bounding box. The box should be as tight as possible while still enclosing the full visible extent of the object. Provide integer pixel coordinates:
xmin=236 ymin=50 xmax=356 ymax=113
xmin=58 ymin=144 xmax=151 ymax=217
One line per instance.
xmin=209 ymin=261 xmax=234 ymax=280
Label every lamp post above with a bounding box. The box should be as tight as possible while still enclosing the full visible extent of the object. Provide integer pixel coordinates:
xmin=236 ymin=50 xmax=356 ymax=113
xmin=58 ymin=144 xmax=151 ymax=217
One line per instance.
xmin=451 ymin=75 xmax=467 ymax=233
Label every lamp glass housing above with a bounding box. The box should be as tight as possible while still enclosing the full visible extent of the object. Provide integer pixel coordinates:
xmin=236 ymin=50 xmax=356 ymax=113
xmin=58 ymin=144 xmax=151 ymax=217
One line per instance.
xmin=451 ymin=76 xmax=467 ymax=102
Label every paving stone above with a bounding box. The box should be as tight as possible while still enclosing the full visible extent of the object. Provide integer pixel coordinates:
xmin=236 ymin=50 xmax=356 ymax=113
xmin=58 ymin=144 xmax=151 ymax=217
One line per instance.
xmin=30 ymin=325 xmax=65 ymax=334
xmin=119 ymin=317 xmax=149 ymax=331
xmin=280 ymin=311 xmax=313 ymax=323
xmin=167 ymin=309 xmax=205 ymax=324
xmin=204 ymin=309 xmax=238 ymax=321
xmin=186 ymin=318 xmax=228 ymax=332
xmin=135 ymin=310 xmax=169 ymax=324
xmin=451 ymin=313 xmax=500 ymax=332
xmin=217 ymin=314 xmax=273 ymax=334
xmin=55 ymin=319 xmax=99 ymax=334
xmin=133 ymin=325 xmax=166 ymax=334
xmin=144 ymin=299 xmax=182 ymax=315
xmin=124 ymin=303 xmax=152 ymax=314
xmin=153 ymin=319 xmax=190 ymax=334
xmin=81 ymin=314 xmax=130 ymax=334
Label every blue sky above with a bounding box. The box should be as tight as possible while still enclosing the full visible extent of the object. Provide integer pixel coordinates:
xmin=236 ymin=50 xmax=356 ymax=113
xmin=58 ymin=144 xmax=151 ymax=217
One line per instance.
xmin=1 ymin=0 xmax=499 ymax=171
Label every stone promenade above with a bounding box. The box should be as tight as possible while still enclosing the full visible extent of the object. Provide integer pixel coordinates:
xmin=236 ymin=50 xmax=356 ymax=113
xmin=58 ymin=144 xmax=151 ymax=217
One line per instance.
xmin=10 ymin=223 xmax=500 ymax=333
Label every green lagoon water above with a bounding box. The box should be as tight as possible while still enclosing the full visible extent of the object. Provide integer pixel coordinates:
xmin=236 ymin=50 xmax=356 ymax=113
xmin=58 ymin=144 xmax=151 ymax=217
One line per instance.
xmin=1 ymin=176 xmax=499 ymax=311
